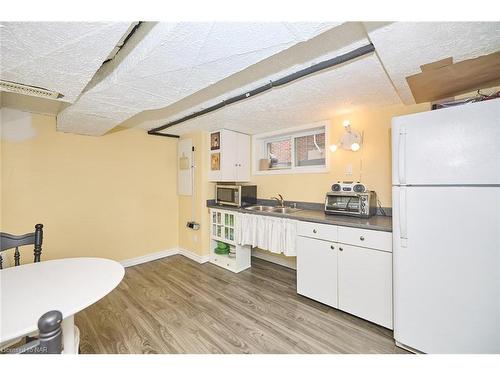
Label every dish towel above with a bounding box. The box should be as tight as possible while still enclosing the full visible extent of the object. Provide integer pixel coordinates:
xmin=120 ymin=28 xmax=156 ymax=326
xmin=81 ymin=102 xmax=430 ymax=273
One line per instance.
xmin=237 ymin=214 xmax=297 ymax=256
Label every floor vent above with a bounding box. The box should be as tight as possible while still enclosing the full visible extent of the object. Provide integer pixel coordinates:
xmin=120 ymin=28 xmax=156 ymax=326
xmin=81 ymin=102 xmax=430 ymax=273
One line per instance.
xmin=0 ymin=80 xmax=63 ymax=99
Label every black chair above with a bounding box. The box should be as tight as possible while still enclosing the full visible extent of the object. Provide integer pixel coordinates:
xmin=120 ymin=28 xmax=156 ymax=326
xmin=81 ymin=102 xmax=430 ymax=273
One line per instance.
xmin=0 ymin=311 xmax=63 ymax=354
xmin=0 ymin=224 xmax=43 ymax=269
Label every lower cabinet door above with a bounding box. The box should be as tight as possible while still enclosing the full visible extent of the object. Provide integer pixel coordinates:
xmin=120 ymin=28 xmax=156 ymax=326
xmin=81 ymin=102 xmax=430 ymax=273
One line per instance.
xmin=296 ymin=236 xmax=338 ymax=308
xmin=338 ymin=244 xmax=393 ymax=328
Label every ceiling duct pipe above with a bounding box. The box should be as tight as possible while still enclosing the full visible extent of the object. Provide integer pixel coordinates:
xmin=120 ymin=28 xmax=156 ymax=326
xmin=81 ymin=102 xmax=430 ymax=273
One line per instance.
xmin=148 ymin=43 xmax=375 ymax=137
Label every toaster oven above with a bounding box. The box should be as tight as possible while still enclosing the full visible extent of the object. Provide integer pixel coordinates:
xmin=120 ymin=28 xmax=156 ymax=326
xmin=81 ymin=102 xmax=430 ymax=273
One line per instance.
xmin=324 ymin=191 xmax=377 ymax=218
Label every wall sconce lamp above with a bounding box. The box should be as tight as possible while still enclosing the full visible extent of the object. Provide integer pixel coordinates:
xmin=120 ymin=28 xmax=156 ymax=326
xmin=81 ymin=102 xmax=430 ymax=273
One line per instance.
xmin=330 ymin=120 xmax=362 ymax=152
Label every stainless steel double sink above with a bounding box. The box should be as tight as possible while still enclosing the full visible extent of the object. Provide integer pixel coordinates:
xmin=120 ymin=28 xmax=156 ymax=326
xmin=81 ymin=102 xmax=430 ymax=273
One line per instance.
xmin=244 ymin=205 xmax=302 ymax=214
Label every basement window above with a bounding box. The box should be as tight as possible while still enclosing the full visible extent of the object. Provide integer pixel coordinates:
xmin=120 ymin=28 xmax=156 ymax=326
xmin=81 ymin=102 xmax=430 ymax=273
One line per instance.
xmin=266 ymin=138 xmax=292 ymax=169
xmin=252 ymin=121 xmax=329 ymax=175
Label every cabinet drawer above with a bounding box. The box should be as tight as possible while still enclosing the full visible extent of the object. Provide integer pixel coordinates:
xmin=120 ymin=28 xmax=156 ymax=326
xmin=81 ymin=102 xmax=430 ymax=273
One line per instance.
xmin=297 ymin=221 xmax=338 ymax=242
xmin=338 ymin=226 xmax=392 ymax=252
xmin=211 ymin=253 xmax=236 ymax=270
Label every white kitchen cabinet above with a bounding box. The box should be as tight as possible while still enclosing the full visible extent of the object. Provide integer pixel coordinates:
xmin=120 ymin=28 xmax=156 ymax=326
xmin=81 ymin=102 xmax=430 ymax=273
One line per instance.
xmin=209 ymin=208 xmax=251 ymax=273
xmin=235 ymin=133 xmax=250 ymax=181
xmin=296 ymin=235 xmax=338 ymax=308
xmin=296 ymin=224 xmax=393 ymax=328
xmin=209 ymin=129 xmax=250 ymax=182
xmin=338 ymin=244 xmax=393 ymax=328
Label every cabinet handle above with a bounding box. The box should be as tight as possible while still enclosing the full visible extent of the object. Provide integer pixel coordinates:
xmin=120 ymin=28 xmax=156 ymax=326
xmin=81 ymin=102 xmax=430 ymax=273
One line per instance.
xmin=313 ymin=229 xmax=317 ymax=234
xmin=360 ymin=236 xmax=365 ymax=241
xmin=330 ymin=245 xmax=335 ymax=250
xmin=339 ymin=247 xmax=343 ymax=251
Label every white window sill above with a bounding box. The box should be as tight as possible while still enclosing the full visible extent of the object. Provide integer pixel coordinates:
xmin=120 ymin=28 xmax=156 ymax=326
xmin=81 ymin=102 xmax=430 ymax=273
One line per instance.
xmin=252 ymin=166 xmax=329 ymax=175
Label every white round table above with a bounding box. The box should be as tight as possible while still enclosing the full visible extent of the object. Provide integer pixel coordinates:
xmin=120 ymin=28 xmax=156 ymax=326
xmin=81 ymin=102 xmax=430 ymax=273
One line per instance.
xmin=0 ymin=257 xmax=124 ymax=353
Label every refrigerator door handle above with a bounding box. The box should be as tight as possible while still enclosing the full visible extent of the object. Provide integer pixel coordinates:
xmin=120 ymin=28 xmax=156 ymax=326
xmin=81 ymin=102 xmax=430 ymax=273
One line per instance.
xmin=400 ymin=187 xmax=408 ymax=247
xmin=398 ymin=126 xmax=407 ymax=185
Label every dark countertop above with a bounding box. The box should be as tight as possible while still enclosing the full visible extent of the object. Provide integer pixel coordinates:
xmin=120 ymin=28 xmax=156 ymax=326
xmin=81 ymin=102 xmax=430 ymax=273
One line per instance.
xmin=207 ymin=202 xmax=392 ymax=232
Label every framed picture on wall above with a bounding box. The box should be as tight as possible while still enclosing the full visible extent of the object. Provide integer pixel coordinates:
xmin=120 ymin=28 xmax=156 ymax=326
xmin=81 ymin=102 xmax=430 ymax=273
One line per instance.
xmin=211 ymin=153 xmax=220 ymax=170
xmin=210 ymin=132 xmax=220 ymax=150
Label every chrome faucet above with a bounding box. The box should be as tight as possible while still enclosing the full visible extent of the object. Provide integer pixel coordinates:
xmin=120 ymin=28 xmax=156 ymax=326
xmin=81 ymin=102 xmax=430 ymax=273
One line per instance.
xmin=271 ymin=194 xmax=285 ymax=208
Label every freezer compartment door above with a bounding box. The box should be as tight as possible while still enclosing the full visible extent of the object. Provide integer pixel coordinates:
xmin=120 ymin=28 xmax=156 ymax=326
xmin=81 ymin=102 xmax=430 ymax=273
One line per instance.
xmin=392 ymin=186 xmax=500 ymax=353
xmin=392 ymin=99 xmax=500 ymax=185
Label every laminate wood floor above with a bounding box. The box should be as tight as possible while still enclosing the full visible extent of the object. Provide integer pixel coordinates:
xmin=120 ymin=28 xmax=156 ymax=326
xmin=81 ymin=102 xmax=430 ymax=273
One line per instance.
xmin=76 ymin=255 xmax=408 ymax=354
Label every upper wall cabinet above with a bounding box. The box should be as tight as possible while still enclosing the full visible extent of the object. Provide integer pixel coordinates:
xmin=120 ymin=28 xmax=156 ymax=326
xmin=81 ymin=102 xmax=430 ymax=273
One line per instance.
xmin=209 ymin=129 xmax=250 ymax=182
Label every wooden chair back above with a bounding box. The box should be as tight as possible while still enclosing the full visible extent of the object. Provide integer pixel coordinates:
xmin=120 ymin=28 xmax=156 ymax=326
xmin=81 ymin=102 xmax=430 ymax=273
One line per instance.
xmin=0 ymin=224 xmax=43 ymax=269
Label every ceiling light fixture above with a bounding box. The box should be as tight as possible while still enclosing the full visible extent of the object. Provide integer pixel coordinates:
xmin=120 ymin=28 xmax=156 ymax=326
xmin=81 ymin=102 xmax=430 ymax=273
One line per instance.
xmin=330 ymin=120 xmax=362 ymax=152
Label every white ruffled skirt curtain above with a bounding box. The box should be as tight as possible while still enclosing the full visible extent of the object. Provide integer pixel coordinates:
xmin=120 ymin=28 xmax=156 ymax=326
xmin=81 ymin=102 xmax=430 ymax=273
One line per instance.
xmin=236 ymin=214 xmax=297 ymax=256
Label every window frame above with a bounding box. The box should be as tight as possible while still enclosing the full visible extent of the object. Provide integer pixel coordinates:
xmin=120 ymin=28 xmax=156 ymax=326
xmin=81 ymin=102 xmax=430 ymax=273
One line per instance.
xmin=252 ymin=121 xmax=330 ymax=175
xmin=265 ymin=135 xmax=293 ymax=170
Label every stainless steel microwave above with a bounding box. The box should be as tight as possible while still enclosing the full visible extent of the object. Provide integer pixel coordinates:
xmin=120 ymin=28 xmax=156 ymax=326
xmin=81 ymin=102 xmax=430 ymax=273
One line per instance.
xmin=324 ymin=191 xmax=377 ymax=218
xmin=215 ymin=184 xmax=257 ymax=207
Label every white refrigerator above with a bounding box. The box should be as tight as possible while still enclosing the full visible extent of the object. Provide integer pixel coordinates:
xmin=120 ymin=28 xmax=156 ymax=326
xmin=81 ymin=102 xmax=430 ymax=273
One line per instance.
xmin=392 ymin=99 xmax=500 ymax=354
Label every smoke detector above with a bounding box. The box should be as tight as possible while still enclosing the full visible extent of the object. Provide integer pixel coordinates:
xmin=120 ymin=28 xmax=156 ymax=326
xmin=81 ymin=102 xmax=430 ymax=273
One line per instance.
xmin=0 ymin=80 xmax=63 ymax=100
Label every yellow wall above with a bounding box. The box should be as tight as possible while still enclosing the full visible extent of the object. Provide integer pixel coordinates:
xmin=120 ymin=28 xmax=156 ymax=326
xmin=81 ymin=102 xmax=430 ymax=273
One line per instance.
xmin=250 ymin=103 xmax=430 ymax=207
xmin=176 ymin=103 xmax=431 ymax=257
xmin=1 ymin=111 xmax=179 ymax=263
xmin=3 ymin=87 xmax=494 ymax=261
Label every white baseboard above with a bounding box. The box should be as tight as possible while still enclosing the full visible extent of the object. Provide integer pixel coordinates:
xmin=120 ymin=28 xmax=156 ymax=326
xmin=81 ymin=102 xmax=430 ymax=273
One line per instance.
xmin=120 ymin=247 xmax=209 ymax=268
xmin=120 ymin=248 xmax=179 ymax=268
xmin=178 ymin=247 xmax=210 ymax=264
xmin=251 ymin=248 xmax=297 ymax=270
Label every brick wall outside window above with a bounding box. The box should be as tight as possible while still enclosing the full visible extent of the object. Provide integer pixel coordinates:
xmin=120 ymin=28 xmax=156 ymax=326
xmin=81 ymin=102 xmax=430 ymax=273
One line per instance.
xmin=261 ymin=126 xmax=326 ymax=170
xmin=267 ymin=139 xmax=291 ymax=167
xmin=295 ymin=133 xmax=325 ymax=164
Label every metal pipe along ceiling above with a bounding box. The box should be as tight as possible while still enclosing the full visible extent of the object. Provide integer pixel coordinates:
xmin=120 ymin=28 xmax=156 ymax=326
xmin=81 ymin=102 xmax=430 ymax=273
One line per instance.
xmin=148 ymin=43 xmax=376 ymax=137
